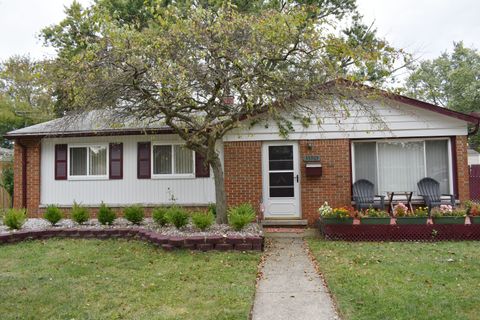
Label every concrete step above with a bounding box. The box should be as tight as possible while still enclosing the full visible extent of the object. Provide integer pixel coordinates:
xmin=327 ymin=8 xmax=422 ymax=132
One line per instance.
xmin=261 ymin=219 xmax=308 ymax=227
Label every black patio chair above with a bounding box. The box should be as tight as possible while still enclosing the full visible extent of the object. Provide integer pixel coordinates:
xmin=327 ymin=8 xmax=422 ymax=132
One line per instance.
xmin=417 ymin=177 xmax=455 ymax=214
xmin=352 ymin=179 xmax=385 ymax=211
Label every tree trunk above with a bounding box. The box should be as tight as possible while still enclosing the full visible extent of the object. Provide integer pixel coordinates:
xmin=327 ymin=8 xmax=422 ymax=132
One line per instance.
xmin=210 ymin=156 xmax=228 ymax=224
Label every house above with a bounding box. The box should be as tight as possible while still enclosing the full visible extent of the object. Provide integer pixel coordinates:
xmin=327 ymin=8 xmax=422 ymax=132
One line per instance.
xmin=6 ymin=86 xmax=479 ymax=226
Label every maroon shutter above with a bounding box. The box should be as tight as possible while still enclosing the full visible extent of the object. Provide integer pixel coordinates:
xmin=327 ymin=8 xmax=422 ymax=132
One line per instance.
xmin=109 ymin=143 xmax=123 ymax=179
xmin=55 ymin=144 xmax=68 ymax=180
xmin=137 ymin=142 xmax=151 ymax=179
xmin=195 ymin=152 xmax=210 ymax=178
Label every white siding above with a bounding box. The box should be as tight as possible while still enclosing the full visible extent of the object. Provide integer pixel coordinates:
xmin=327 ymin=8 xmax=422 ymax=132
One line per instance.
xmin=224 ymin=100 xmax=468 ymax=141
xmin=41 ymin=135 xmax=217 ymax=206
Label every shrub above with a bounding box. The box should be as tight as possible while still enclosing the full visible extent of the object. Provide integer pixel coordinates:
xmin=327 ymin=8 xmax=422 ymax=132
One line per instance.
xmin=192 ymin=211 xmax=214 ymax=231
xmin=165 ymin=206 xmax=189 ymax=229
xmin=228 ymin=203 xmax=256 ymax=231
xmin=98 ymin=202 xmax=116 ymax=225
xmin=3 ymin=208 xmax=26 ymax=230
xmin=152 ymin=207 xmax=168 ymax=226
xmin=44 ymin=205 xmax=63 ymax=225
xmin=71 ymin=202 xmax=90 ymax=224
xmin=207 ymin=203 xmax=216 ymax=217
xmin=123 ymin=205 xmax=144 ymax=225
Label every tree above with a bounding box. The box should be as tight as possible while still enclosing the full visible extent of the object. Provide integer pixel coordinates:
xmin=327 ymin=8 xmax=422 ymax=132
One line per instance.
xmin=405 ymin=42 xmax=480 ymax=148
xmin=43 ymin=2 xmax=405 ymax=223
xmin=0 ymin=56 xmax=55 ymax=147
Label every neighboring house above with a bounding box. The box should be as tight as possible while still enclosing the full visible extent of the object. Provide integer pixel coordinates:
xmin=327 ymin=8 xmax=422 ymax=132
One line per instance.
xmin=6 ymin=88 xmax=479 ymax=226
xmin=468 ymin=148 xmax=480 ymax=165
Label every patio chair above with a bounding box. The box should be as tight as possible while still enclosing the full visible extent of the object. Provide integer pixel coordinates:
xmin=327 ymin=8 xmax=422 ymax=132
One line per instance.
xmin=352 ymin=179 xmax=385 ymax=211
xmin=417 ymin=177 xmax=455 ymax=214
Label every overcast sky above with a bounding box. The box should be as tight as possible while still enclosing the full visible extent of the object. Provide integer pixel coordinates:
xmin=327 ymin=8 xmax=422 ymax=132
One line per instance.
xmin=0 ymin=0 xmax=479 ymax=62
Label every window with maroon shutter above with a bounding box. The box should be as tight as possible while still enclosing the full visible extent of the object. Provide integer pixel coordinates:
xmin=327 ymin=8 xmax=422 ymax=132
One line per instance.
xmin=195 ymin=152 xmax=210 ymax=178
xmin=137 ymin=142 xmax=151 ymax=179
xmin=55 ymin=144 xmax=68 ymax=180
xmin=109 ymin=143 xmax=123 ymax=179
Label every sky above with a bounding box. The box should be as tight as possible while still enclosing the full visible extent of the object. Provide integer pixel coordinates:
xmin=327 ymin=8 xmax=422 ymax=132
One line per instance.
xmin=0 ymin=0 xmax=479 ymax=62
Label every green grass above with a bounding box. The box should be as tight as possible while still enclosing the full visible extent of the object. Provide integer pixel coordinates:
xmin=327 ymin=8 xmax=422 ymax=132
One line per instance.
xmin=0 ymin=239 xmax=260 ymax=320
xmin=307 ymin=240 xmax=480 ymax=320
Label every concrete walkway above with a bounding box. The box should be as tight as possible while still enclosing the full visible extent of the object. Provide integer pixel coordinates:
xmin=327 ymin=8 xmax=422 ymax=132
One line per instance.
xmin=251 ymin=237 xmax=339 ymax=320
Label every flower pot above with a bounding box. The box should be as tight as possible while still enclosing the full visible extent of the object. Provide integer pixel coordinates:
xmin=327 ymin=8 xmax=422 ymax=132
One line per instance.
xmin=395 ymin=217 xmax=428 ymax=225
xmin=321 ymin=217 xmax=354 ymax=225
xmin=360 ymin=217 xmax=391 ymax=225
xmin=469 ymin=216 xmax=480 ymax=224
xmin=432 ymin=216 xmax=466 ymax=225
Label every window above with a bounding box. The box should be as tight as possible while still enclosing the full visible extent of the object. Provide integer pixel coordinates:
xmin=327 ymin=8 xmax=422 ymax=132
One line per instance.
xmin=353 ymin=139 xmax=451 ymax=195
xmin=69 ymin=145 xmax=107 ymax=178
xmin=152 ymin=144 xmax=194 ymax=176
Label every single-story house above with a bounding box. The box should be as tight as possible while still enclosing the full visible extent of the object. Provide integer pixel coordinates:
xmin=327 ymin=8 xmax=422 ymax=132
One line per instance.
xmin=7 ymin=87 xmax=479 ymax=226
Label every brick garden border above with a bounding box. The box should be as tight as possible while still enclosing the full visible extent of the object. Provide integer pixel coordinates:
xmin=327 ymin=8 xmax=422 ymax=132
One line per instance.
xmin=320 ymin=224 xmax=480 ymax=241
xmin=0 ymin=228 xmax=264 ymax=251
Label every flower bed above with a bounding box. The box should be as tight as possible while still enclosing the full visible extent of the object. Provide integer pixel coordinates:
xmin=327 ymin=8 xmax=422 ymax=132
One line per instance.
xmin=0 ymin=218 xmax=263 ymax=251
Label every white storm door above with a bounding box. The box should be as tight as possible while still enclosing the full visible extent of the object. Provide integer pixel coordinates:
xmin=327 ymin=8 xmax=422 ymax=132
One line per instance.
xmin=262 ymin=142 xmax=301 ymax=218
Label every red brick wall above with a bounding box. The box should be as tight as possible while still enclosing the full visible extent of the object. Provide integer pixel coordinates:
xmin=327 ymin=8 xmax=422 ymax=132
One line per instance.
xmin=299 ymin=140 xmax=352 ymax=225
xmin=455 ymin=135 xmax=469 ymax=201
xmin=224 ymin=141 xmax=263 ymax=220
xmin=223 ymin=139 xmax=352 ymax=225
xmin=13 ymin=138 xmax=41 ymax=217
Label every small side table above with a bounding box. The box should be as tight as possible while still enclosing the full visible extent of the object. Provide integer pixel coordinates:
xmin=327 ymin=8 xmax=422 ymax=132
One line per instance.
xmin=387 ymin=191 xmax=414 ymax=214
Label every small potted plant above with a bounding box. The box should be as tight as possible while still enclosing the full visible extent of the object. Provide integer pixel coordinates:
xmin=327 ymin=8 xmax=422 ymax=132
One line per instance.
xmin=319 ymin=202 xmax=354 ymax=225
xmin=394 ymin=203 xmax=428 ymax=225
xmin=359 ymin=208 xmax=390 ymax=225
xmin=466 ymin=202 xmax=480 ymax=224
xmin=431 ymin=205 xmax=466 ymax=224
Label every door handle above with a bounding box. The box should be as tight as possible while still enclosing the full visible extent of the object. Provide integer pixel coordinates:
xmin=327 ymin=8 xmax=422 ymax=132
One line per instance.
xmin=296 ymin=174 xmax=299 ymax=183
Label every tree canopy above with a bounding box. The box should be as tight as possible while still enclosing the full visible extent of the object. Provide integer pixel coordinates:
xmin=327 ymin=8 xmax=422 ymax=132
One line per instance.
xmin=0 ymin=56 xmax=55 ymax=147
xmin=41 ymin=0 xmax=406 ymax=222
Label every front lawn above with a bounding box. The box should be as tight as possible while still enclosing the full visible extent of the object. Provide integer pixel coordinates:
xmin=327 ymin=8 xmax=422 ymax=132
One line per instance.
xmin=307 ymin=240 xmax=480 ymax=320
xmin=0 ymin=239 xmax=260 ymax=319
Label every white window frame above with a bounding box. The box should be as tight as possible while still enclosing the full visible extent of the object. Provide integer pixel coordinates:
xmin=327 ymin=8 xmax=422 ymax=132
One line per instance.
xmin=151 ymin=143 xmax=195 ymax=179
xmin=351 ymin=137 xmax=454 ymax=197
xmin=67 ymin=143 xmax=109 ymax=180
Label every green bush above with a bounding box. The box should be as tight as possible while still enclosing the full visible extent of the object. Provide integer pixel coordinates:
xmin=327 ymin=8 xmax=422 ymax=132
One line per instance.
xmin=228 ymin=203 xmax=256 ymax=231
xmin=192 ymin=211 xmax=214 ymax=231
xmin=71 ymin=202 xmax=90 ymax=224
xmin=123 ymin=205 xmax=144 ymax=225
xmin=44 ymin=205 xmax=63 ymax=225
xmin=98 ymin=203 xmax=116 ymax=225
xmin=152 ymin=207 xmax=168 ymax=226
xmin=3 ymin=208 xmax=26 ymax=230
xmin=165 ymin=206 xmax=189 ymax=229
xmin=208 ymin=203 xmax=216 ymax=217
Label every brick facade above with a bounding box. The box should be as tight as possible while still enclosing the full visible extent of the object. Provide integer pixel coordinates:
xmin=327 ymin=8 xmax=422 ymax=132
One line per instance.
xmin=12 ymin=135 xmax=472 ymax=225
xmin=224 ymin=141 xmax=263 ymax=221
xmin=13 ymin=138 xmax=41 ymax=217
xmin=455 ymin=135 xmax=470 ymax=201
xmin=299 ymin=139 xmax=352 ymax=225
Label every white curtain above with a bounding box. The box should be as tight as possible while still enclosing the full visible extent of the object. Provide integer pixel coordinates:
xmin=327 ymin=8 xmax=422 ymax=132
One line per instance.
xmin=354 ymin=142 xmax=377 ymax=192
xmin=377 ymin=141 xmax=425 ymax=195
xmin=174 ymin=145 xmax=193 ymax=174
xmin=426 ymin=140 xmax=449 ymax=194
xmin=153 ymin=145 xmax=172 ymax=174
xmin=89 ymin=146 xmax=107 ymax=176
xmin=70 ymin=147 xmax=87 ymax=176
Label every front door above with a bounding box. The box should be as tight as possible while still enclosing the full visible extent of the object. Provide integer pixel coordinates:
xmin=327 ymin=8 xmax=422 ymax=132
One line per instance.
xmin=262 ymin=142 xmax=301 ymax=218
